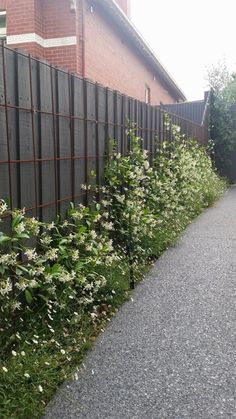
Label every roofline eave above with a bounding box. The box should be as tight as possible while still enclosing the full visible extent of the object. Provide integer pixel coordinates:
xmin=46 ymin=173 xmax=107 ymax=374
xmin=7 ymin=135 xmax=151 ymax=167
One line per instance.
xmin=94 ymin=0 xmax=186 ymax=101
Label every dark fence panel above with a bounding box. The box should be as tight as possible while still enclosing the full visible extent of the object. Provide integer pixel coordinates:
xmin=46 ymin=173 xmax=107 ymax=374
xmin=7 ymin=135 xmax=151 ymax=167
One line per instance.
xmin=0 ymin=44 xmax=209 ymax=221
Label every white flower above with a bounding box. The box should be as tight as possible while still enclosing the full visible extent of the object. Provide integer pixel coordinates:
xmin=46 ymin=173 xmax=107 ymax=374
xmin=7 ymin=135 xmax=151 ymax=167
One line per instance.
xmin=44 ymin=274 xmax=53 ymax=283
xmin=2 ymin=366 xmax=8 ymax=372
xmin=175 ymin=125 xmax=181 ymax=133
xmin=47 ymin=222 xmax=55 ymax=231
xmin=29 ymin=279 xmax=38 ymax=288
xmin=15 ymin=223 xmax=26 ymax=234
xmin=38 ymin=385 xmax=43 ymax=393
xmin=25 ymin=248 xmax=38 ymax=261
xmin=0 ymin=278 xmax=12 ymax=296
xmin=115 ymin=194 xmax=125 ymax=204
xmin=144 ymin=161 xmax=150 ymax=170
xmin=45 ymin=361 xmax=50 ymax=366
xmin=12 ymin=301 xmax=21 ymax=311
xmin=12 ymin=350 xmax=17 ymax=356
xmin=24 ymin=373 xmax=30 ymax=378
xmin=60 ymin=349 xmax=66 ymax=355
xmin=26 ymin=217 xmax=40 ymax=235
xmin=101 ymin=222 xmax=113 ymax=231
xmin=21 ymin=351 xmax=26 ymax=356
xmin=0 ymin=200 xmax=8 ymax=215
xmin=71 ymin=249 xmax=79 ymax=261
xmin=101 ymin=200 xmax=109 ymax=207
xmin=58 ymin=272 xmax=74 ymax=283
xmin=45 ymin=248 xmax=58 ymax=261
xmin=90 ymin=230 xmax=97 ymax=239
xmin=107 ymin=239 xmax=113 ymax=252
xmin=0 ymin=252 xmax=18 ymax=266
xmin=36 ymin=266 xmax=45 ymax=275
xmin=40 ymin=235 xmax=52 ymax=245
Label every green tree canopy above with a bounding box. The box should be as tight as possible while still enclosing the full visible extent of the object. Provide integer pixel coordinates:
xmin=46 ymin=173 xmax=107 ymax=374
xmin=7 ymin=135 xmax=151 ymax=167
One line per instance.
xmin=208 ymin=64 xmax=236 ymax=181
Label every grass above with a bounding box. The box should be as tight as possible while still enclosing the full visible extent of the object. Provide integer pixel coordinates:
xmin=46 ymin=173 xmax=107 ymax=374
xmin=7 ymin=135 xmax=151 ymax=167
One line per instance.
xmin=0 ymin=262 xmax=130 ymax=419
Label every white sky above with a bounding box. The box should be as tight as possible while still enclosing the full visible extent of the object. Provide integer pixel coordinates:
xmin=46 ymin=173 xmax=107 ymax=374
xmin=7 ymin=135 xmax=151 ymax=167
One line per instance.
xmin=131 ymin=0 xmax=236 ymax=100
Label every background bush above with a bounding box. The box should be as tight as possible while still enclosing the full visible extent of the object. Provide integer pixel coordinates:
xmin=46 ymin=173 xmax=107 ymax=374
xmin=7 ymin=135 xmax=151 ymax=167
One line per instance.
xmin=208 ymin=63 xmax=236 ymax=181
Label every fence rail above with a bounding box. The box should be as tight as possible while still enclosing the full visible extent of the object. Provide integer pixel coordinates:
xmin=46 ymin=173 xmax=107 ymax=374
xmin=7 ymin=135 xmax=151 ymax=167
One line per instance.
xmin=0 ymin=44 xmax=209 ymax=222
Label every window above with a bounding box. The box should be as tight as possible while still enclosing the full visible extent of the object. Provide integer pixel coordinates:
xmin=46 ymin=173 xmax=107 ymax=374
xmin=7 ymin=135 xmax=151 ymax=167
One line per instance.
xmin=0 ymin=11 xmax=6 ymax=43
xmin=145 ymin=85 xmax=151 ymax=104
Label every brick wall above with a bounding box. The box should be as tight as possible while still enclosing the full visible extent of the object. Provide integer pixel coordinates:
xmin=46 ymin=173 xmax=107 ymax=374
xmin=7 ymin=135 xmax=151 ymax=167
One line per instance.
xmin=0 ymin=0 xmax=7 ymax=10
xmin=0 ymin=0 xmax=178 ymax=104
xmin=43 ymin=0 xmax=77 ymax=72
xmin=84 ymin=5 xmax=175 ymax=104
xmin=0 ymin=0 xmax=78 ymax=69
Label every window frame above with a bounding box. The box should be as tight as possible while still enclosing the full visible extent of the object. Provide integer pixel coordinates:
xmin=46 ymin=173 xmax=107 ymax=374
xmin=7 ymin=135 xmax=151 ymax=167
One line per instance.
xmin=0 ymin=11 xmax=6 ymax=43
xmin=145 ymin=84 xmax=151 ymax=105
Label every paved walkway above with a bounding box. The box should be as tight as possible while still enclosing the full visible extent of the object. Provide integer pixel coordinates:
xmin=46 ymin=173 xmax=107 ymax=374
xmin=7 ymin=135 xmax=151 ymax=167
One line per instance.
xmin=44 ymin=188 xmax=236 ymax=419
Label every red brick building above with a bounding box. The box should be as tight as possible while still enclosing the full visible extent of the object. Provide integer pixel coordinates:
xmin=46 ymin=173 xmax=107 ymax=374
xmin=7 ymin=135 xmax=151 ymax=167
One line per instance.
xmin=0 ymin=0 xmax=186 ymax=104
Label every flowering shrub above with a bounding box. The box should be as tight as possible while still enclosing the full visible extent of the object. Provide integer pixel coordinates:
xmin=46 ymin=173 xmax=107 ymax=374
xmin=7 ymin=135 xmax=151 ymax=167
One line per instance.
xmin=143 ymin=120 xmax=226 ymax=254
xmin=102 ymin=129 xmax=158 ymax=286
xmin=0 ymin=122 xmax=226 ymax=418
xmin=0 ymin=201 xmax=119 ymax=353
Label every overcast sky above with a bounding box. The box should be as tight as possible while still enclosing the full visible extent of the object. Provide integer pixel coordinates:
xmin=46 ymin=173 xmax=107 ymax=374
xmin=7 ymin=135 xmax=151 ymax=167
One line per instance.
xmin=131 ymin=0 xmax=236 ymax=101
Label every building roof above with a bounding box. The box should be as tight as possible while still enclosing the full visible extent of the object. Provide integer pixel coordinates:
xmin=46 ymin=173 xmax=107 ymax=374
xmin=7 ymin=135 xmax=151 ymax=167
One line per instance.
xmin=94 ymin=0 xmax=186 ymax=101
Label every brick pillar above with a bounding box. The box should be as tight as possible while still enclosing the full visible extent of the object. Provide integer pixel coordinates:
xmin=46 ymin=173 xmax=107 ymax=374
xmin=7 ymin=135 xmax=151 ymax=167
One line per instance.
xmin=43 ymin=0 xmax=78 ymax=73
xmin=1 ymin=0 xmax=79 ymax=73
xmin=4 ymin=0 xmax=45 ymax=57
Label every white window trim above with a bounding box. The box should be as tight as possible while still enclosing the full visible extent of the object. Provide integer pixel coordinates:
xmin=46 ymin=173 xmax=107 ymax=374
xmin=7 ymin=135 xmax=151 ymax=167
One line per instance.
xmin=145 ymin=85 xmax=151 ymax=104
xmin=0 ymin=10 xmax=6 ymax=40
xmin=0 ymin=28 xmax=6 ymax=36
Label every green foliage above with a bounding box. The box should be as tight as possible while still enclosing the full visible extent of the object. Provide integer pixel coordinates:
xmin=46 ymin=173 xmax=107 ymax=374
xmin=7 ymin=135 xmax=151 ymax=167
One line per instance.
xmin=103 ymin=129 xmax=158 ymax=284
xmin=0 ymin=123 xmax=226 ymax=418
xmin=208 ymin=64 xmax=236 ymax=180
xmin=0 ymin=202 xmax=119 ymax=356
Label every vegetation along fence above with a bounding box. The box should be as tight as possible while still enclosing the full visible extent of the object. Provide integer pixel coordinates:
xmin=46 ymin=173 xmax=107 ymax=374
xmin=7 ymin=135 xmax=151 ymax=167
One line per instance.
xmin=0 ymin=43 xmax=209 ymax=223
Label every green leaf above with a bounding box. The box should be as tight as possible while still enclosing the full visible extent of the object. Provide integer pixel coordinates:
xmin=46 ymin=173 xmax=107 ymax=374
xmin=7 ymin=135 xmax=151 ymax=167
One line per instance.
xmin=38 ymin=294 xmax=49 ymax=303
xmin=25 ymin=289 xmax=33 ymax=304
xmin=0 ymin=265 xmax=5 ymax=274
xmin=0 ymin=233 xmax=10 ymax=245
xmin=15 ymin=267 xmax=23 ymax=276
xmin=15 ymin=233 xmax=30 ymax=240
xmin=12 ymin=215 xmax=23 ymax=228
xmin=51 ymin=263 xmax=61 ymax=274
xmin=75 ymin=261 xmax=84 ymax=272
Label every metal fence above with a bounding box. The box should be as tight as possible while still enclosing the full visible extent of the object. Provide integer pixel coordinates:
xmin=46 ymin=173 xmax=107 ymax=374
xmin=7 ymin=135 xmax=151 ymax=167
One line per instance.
xmin=0 ymin=44 xmax=209 ymax=222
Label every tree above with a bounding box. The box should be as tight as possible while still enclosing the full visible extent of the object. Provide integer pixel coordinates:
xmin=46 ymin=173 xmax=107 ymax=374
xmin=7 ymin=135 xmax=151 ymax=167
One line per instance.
xmin=208 ymin=64 xmax=236 ymax=181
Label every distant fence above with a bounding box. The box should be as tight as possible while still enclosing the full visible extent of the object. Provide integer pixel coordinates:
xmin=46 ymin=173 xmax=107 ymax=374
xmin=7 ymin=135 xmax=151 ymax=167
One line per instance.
xmin=0 ymin=44 xmax=209 ymax=222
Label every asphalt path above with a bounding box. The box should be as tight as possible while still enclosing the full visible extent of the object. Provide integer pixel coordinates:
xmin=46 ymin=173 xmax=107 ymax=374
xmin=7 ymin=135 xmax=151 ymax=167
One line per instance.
xmin=44 ymin=187 xmax=236 ymax=419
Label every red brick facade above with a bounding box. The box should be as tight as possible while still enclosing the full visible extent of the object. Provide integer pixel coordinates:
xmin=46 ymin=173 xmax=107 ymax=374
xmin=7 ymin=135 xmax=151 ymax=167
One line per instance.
xmin=0 ymin=0 xmax=184 ymax=104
